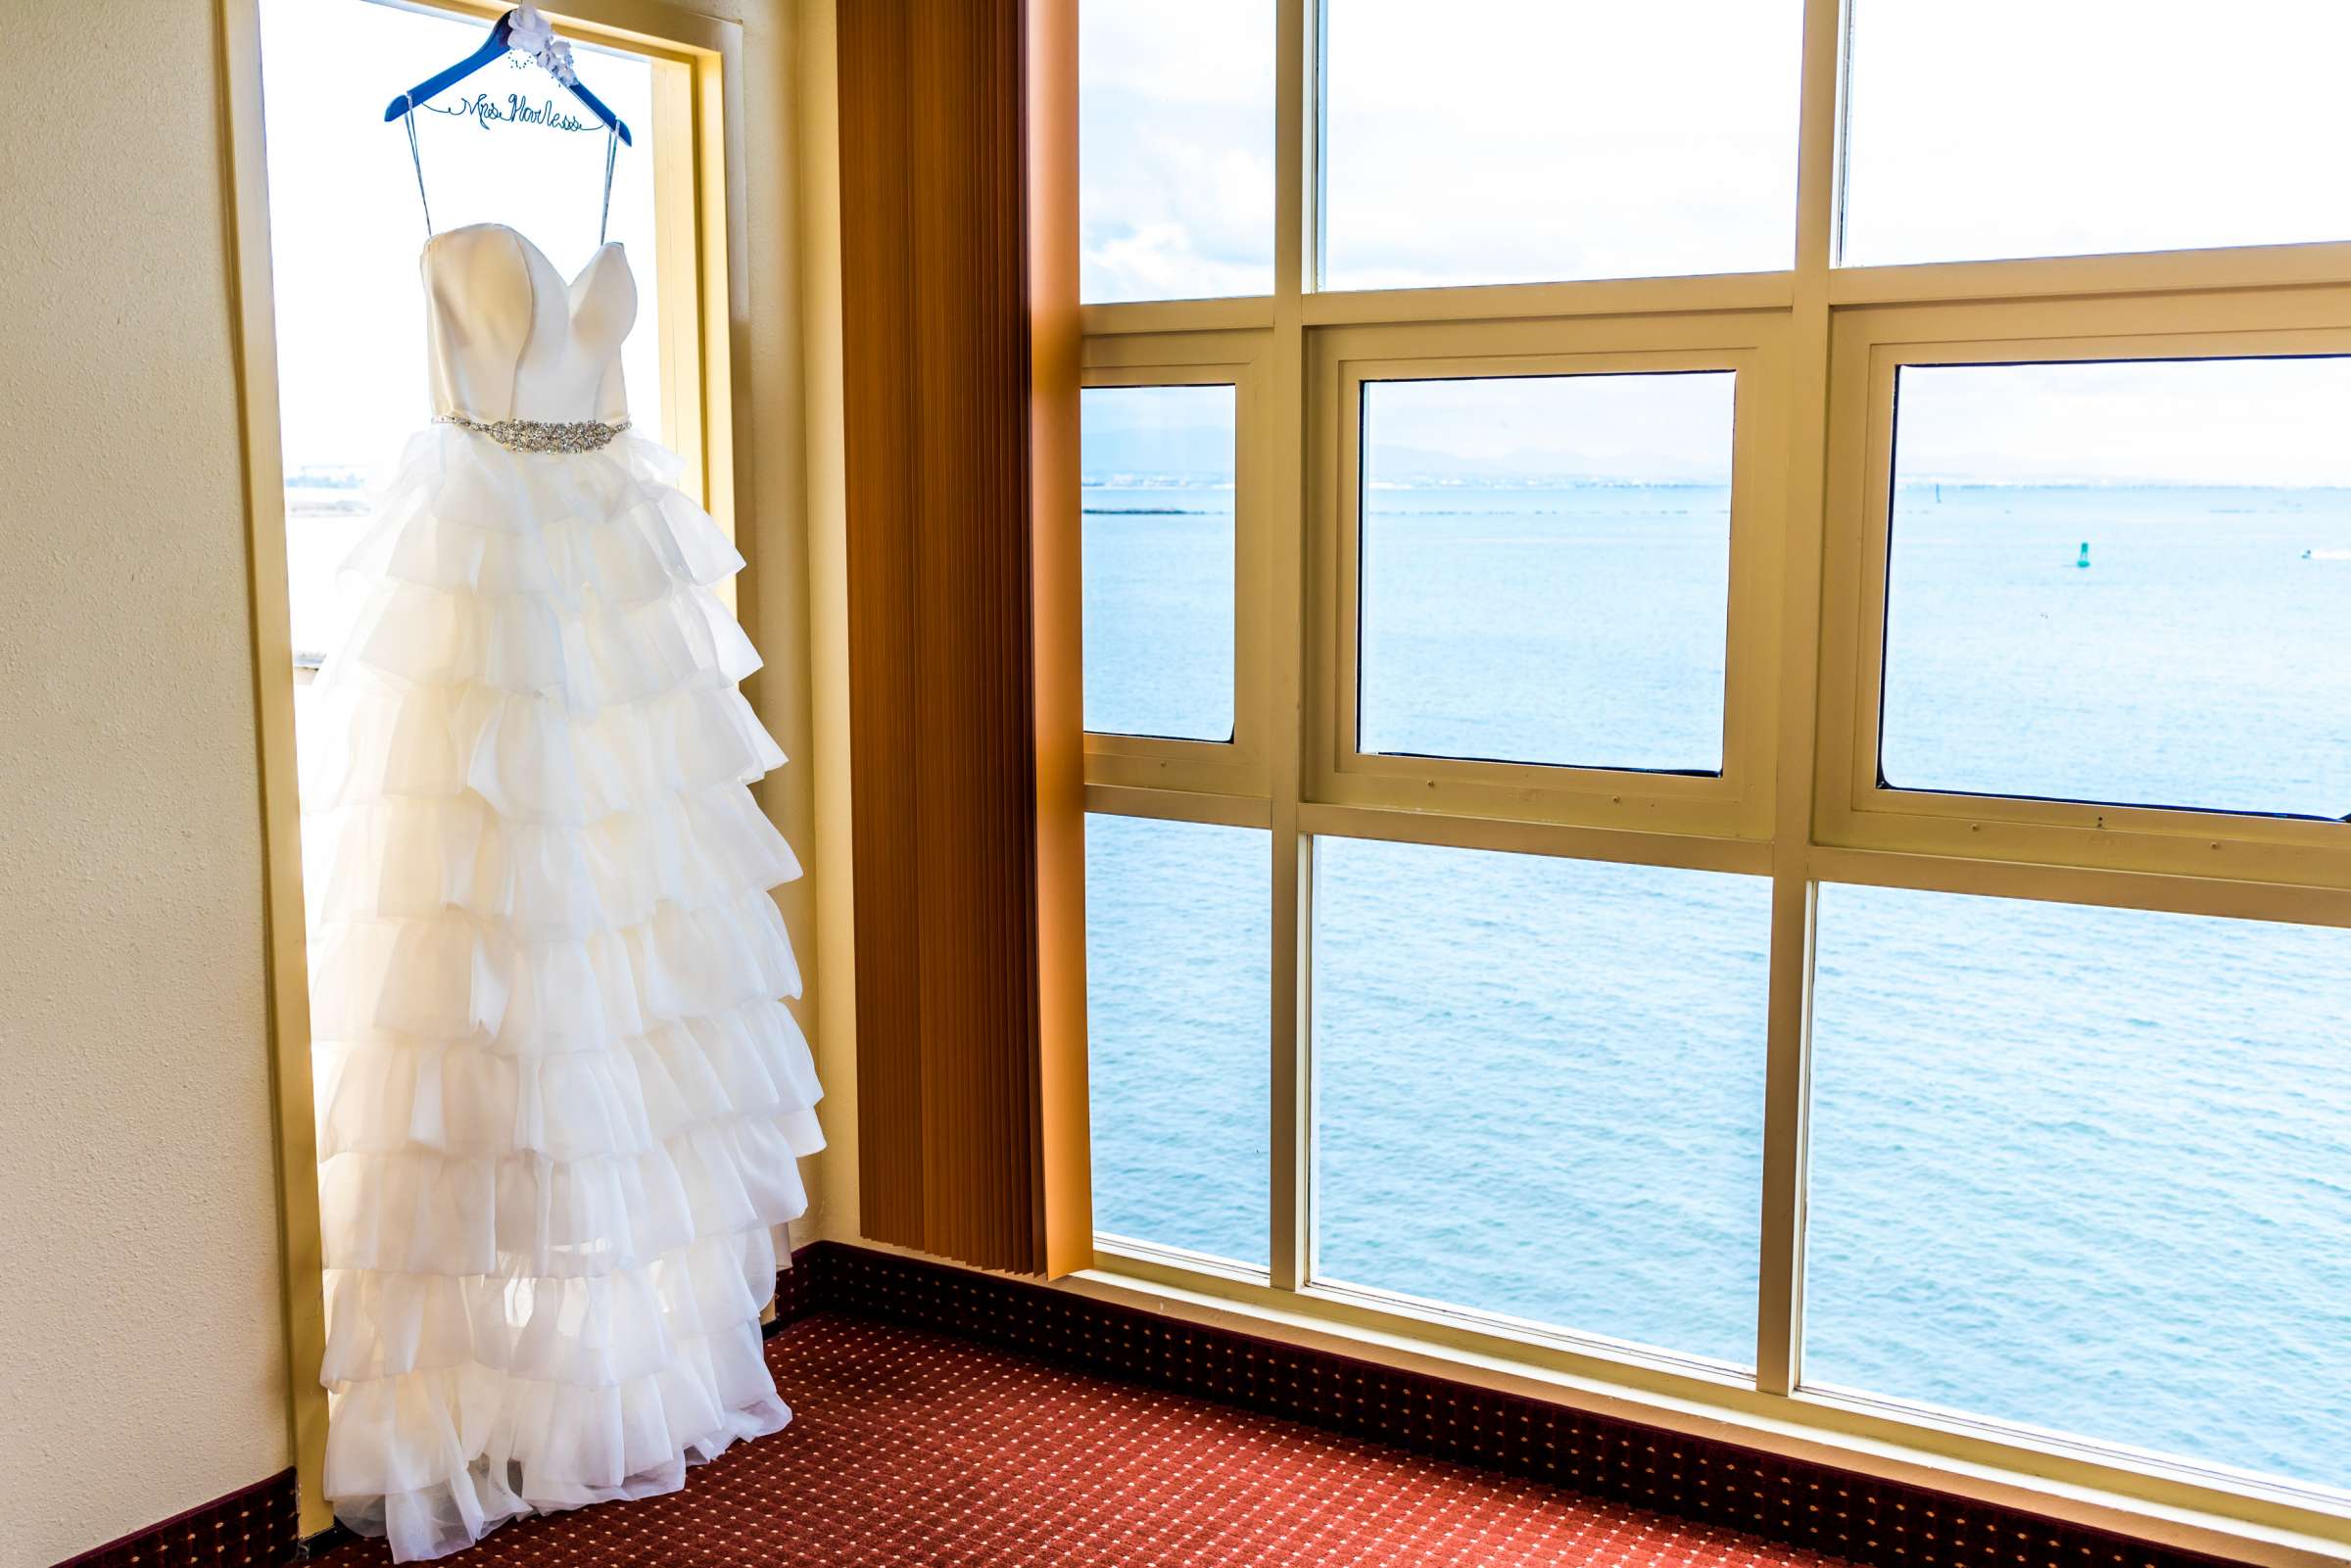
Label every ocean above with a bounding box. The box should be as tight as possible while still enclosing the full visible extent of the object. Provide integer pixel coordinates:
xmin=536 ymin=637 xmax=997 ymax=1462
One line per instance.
xmin=1079 ymin=479 xmax=2351 ymax=1495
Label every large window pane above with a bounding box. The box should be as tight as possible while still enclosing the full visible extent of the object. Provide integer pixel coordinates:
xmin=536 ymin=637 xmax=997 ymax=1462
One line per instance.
xmin=1086 ymin=814 xmax=1270 ymax=1267
xmin=1359 ymin=372 xmax=1734 ymax=771
xmin=1082 ymin=385 xmax=1239 ymax=741
xmin=1809 ymin=884 xmax=2351 ymax=1491
xmin=1080 ymin=0 xmax=1274 ymax=303
xmin=1880 ymin=358 xmax=2351 ymax=818
xmin=1321 ymin=0 xmax=1800 ymax=290
xmin=1314 ymin=839 xmax=1768 ymax=1364
xmin=259 ymin=0 xmax=663 ymax=665
xmin=1845 ymin=1 xmax=2351 ymax=266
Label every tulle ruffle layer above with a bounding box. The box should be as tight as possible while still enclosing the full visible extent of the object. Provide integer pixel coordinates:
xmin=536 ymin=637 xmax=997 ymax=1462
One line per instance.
xmin=322 ymin=1227 xmax=783 ymax=1387
xmin=357 ymin=426 xmax=742 ymax=611
xmin=306 ymin=422 xmax=815 ymax=1559
xmin=314 ymin=995 xmax=823 ymax=1159
xmin=302 ymin=671 xmax=786 ymax=827
xmin=326 ymin=1316 xmax=787 ymax=1561
xmin=308 ymin=888 xmax=802 ymax=1053
xmin=316 ymin=1104 xmax=818 ymax=1278
xmin=306 ymin=781 xmax=801 ymax=942
xmin=324 ymin=574 xmax=761 ymax=716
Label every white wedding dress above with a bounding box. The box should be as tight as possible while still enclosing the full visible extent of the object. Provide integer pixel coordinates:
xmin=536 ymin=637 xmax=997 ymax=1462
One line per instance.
xmin=300 ymin=206 xmax=823 ymax=1559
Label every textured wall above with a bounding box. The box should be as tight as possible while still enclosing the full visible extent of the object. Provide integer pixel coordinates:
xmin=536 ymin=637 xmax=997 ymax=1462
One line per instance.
xmin=0 ymin=5 xmax=292 ymax=1565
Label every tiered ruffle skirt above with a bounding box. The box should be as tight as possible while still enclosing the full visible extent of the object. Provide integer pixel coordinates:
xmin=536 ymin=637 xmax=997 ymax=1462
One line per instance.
xmin=302 ymin=426 xmax=823 ymax=1561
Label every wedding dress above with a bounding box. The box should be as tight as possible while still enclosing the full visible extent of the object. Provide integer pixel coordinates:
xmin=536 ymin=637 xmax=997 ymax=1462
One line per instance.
xmin=300 ymin=122 xmax=822 ymax=1560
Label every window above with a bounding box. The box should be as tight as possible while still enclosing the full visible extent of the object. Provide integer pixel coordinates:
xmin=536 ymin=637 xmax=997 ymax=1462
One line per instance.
xmin=1879 ymin=356 xmax=2351 ymax=819
xmin=1810 ymin=883 xmax=2351 ymax=1489
xmin=1079 ymin=0 xmax=1274 ymax=303
xmin=1082 ymin=384 xmax=1239 ymax=741
xmin=1843 ymin=0 xmax=2351 ymax=267
xmin=1357 ymin=371 xmax=1736 ymax=772
xmin=1314 ymin=839 xmax=1767 ymax=1364
xmin=1320 ymin=0 xmax=1801 ymax=290
xmin=257 ymin=0 xmax=691 ymax=670
xmin=1085 ymin=814 xmax=1271 ymax=1268
xmin=1078 ymin=0 xmax=2351 ymax=1535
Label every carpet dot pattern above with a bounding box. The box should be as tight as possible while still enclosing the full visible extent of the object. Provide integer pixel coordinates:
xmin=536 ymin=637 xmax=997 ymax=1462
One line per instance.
xmin=312 ymin=1313 xmax=1863 ymax=1568
xmin=807 ymin=1247 xmax=2232 ymax=1568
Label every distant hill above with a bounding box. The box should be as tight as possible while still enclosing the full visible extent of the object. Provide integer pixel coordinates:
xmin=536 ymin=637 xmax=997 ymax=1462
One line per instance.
xmin=1080 ymin=425 xmax=1237 ymax=483
xmin=1079 ymin=426 xmax=1729 ymax=486
xmin=1365 ymin=442 xmax=1729 ymax=485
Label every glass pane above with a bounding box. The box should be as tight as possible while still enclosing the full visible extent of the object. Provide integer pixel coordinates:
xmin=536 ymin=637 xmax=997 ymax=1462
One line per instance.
xmin=1082 ymin=385 xmax=1238 ymax=740
xmin=1880 ymin=358 xmax=2351 ymax=818
xmin=1085 ymin=814 xmax=1270 ymax=1266
xmin=1809 ymin=884 xmax=2351 ymax=1492
xmin=1080 ymin=0 xmax=1274 ymax=303
xmin=1359 ymin=373 xmax=1734 ymax=771
xmin=1845 ymin=1 xmax=2351 ymax=267
xmin=1314 ymin=839 xmax=1768 ymax=1364
xmin=259 ymin=0 xmax=664 ymax=666
xmin=1321 ymin=0 xmax=1800 ymax=290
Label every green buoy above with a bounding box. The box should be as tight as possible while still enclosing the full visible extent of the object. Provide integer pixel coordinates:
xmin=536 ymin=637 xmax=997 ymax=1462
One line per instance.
xmin=2076 ymin=541 xmax=2091 ymax=570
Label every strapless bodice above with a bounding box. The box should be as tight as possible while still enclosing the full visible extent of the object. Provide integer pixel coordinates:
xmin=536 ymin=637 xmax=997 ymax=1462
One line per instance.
xmin=420 ymin=223 xmax=635 ymax=426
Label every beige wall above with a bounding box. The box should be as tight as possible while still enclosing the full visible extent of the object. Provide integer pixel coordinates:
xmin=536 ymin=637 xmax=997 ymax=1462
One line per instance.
xmin=0 ymin=4 xmax=293 ymax=1564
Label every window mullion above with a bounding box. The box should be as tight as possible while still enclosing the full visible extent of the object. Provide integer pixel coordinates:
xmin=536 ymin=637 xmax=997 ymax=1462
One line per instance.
xmin=1754 ymin=0 xmax=1847 ymax=1398
xmin=1268 ymin=0 xmax=1315 ymax=1295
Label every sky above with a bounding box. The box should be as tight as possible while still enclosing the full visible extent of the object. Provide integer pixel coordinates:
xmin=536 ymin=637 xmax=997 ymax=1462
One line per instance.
xmin=1356 ymin=374 xmax=1734 ymax=484
xmin=1080 ymin=0 xmax=2351 ymax=487
xmin=1842 ymin=0 xmax=2351 ymax=266
xmin=1320 ymin=0 xmax=1799 ymax=290
xmin=1078 ymin=0 xmax=1277 ymax=300
xmin=1895 ymin=359 xmax=2351 ymax=489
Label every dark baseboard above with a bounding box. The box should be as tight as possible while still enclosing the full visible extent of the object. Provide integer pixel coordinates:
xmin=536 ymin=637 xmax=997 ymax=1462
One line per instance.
xmin=51 ymin=1469 xmax=298 ymax=1568
xmin=291 ymin=1522 xmax=360 ymax=1561
xmin=774 ymin=1240 xmax=2243 ymax=1568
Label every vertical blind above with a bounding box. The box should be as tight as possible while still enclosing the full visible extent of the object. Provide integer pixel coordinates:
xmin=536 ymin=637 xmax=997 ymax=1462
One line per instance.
xmin=836 ymin=0 xmax=1087 ymax=1276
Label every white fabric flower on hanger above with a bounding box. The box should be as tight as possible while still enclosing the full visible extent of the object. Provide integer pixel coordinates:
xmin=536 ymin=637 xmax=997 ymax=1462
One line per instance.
xmin=508 ymin=4 xmax=579 ymax=86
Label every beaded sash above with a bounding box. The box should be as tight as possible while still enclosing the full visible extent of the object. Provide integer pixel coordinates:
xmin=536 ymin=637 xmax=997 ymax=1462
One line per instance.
xmin=438 ymin=412 xmax=631 ymax=454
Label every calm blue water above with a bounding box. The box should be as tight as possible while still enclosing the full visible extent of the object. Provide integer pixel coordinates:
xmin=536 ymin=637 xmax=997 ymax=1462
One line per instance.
xmin=1360 ymin=484 xmax=1731 ymax=770
xmin=1081 ymin=482 xmax=2351 ymax=1495
xmin=1883 ymin=485 xmax=2351 ymax=817
xmin=1080 ymin=487 xmax=1236 ymax=741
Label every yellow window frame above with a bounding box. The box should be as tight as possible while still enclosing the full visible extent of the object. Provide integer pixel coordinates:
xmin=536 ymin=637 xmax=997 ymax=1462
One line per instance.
xmin=1310 ymin=314 xmax=1792 ymax=843
xmin=1817 ymin=292 xmax=2351 ymax=891
xmin=1080 ymin=330 xmax=1274 ymax=807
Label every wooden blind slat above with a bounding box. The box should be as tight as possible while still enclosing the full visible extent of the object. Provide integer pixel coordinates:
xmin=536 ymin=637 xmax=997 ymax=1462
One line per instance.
xmin=837 ymin=0 xmax=1087 ymax=1276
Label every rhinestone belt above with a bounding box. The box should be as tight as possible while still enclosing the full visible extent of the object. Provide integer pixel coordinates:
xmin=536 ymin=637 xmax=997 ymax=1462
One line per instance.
xmin=438 ymin=412 xmax=632 ymax=454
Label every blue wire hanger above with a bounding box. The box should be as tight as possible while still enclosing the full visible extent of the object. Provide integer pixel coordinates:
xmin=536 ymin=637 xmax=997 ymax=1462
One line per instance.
xmin=382 ymin=5 xmax=633 ymax=145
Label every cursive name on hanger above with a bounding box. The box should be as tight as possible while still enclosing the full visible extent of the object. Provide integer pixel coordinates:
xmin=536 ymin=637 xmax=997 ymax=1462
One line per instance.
xmin=422 ymin=87 xmax=599 ymax=134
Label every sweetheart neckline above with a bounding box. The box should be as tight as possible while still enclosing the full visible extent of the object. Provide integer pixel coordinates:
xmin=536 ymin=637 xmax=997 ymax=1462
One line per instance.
xmin=421 ymin=221 xmax=626 ymax=290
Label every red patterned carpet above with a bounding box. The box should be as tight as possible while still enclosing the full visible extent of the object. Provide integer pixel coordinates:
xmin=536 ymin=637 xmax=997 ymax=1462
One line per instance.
xmin=316 ymin=1312 xmax=1858 ymax=1567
